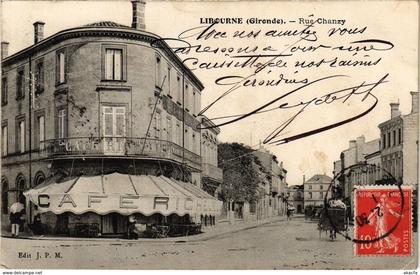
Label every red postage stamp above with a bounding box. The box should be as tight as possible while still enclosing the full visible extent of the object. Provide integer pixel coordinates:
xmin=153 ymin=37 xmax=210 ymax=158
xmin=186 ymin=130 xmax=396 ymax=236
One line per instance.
xmin=354 ymin=186 xmax=412 ymax=256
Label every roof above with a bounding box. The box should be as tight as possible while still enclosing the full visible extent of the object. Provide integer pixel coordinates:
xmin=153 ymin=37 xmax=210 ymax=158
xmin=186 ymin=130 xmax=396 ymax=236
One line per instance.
xmin=305 ymin=174 xmax=333 ymax=184
xmin=83 ymin=21 xmax=130 ymax=28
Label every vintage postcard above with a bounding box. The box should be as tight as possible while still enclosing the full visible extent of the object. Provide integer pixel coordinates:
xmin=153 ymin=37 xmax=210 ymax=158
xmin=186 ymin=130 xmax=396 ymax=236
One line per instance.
xmin=0 ymin=0 xmax=418 ymax=271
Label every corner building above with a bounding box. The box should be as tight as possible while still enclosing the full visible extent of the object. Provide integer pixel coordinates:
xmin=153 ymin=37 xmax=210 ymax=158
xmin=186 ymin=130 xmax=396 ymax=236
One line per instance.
xmin=1 ymin=1 xmax=221 ymax=236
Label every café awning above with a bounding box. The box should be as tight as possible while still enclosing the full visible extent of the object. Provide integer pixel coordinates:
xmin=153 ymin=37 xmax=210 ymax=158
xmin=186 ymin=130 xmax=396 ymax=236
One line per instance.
xmin=24 ymin=173 xmax=222 ymax=218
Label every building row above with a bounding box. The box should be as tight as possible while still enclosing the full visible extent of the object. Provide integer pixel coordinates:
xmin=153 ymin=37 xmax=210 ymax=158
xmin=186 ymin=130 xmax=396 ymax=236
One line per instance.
xmin=332 ymin=93 xmax=419 ymax=217
xmin=1 ymin=0 xmax=224 ymax=236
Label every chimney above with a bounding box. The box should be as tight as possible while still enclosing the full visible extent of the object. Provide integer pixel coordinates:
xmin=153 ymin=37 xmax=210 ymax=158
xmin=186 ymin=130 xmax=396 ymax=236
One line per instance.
xmin=33 ymin=21 xmax=45 ymax=44
xmin=1 ymin=42 xmax=9 ymax=59
xmin=302 ymin=175 xmax=306 ymax=184
xmin=131 ymin=0 xmax=146 ymax=30
xmin=349 ymin=140 xmax=356 ymax=149
xmin=390 ymin=102 xmax=400 ymax=118
xmin=410 ymin=91 xmax=418 ymax=114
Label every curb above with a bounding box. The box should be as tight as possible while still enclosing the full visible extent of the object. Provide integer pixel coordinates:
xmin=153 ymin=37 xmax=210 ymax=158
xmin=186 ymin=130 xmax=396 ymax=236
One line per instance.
xmin=1 ymin=216 xmax=286 ymax=244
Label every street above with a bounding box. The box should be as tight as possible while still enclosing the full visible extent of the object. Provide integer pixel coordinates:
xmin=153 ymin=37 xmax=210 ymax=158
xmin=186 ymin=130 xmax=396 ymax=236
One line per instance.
xmin=1 ymin=216 xmax=417 ymax=269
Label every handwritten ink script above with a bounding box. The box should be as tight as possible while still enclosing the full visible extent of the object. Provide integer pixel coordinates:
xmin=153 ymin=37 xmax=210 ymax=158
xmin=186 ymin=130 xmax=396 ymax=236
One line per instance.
xmin=152 ymin=15 xmax=394 ymax=145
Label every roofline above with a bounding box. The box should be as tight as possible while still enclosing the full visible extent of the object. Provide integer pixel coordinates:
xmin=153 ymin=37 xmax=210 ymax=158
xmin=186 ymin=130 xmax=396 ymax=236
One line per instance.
xmin=2 ymin=25 xmax=204 ymax=90
xmin=200 ymin=115 xmax=220 ymax=134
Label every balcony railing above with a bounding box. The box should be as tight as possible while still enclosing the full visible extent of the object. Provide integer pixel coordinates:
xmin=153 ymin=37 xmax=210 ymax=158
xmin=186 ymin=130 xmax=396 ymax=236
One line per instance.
xmin=202 ymin=162 xmax=223 ymax=182
xmin=41 ymin=137 xmax=201 ymax=170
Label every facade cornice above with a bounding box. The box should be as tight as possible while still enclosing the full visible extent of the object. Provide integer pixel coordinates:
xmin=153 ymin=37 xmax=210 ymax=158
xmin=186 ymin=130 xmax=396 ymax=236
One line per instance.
xmin=2 ymin=26 xmax=204 ymax=91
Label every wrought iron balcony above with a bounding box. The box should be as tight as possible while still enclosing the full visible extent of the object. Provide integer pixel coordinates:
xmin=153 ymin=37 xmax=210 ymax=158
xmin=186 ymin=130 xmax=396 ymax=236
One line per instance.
xmin=201 ymin=162 xmax=223 ymax=183
xmin=41 ymin=137 xmax=201 ymax=170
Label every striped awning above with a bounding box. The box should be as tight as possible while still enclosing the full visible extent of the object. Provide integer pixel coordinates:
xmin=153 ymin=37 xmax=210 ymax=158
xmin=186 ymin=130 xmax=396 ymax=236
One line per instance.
xmin=24 ymin=173 xmax=222 ymax=219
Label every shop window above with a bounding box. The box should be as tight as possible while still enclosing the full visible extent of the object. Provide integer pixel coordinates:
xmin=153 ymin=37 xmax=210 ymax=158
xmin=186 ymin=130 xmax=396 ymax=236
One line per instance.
xmin=16 ymin=67 xmax=25 ymax=100
xmin=56 ymin=50 xmax=66 ymax=85
xmin=1 ymin=177 xmax=8 ymax=214
xmin=2 ymin=76 xmax=7 ymax=105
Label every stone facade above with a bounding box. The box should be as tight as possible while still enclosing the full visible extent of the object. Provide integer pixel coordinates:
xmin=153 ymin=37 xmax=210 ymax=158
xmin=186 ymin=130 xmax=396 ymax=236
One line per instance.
xmin=1 ymin=3 xmax=222 ymax=234
xmin=303 ymin=174 xmax=332 ymax=209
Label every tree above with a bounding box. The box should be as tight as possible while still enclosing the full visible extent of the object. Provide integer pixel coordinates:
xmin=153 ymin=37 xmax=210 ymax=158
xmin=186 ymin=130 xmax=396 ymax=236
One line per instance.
xmin=218 ymin=142 xmax=263 ymax=203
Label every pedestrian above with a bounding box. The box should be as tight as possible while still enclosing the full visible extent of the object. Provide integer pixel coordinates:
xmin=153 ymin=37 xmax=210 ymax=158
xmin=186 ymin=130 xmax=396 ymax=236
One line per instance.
xmin=9 ymin=212 xmax=22 ymax=237
xmin=9 ymin=202 xmax=24 ymax=237
xmin=286 ymin=208 xmax=292 ymax=221
xmin=127 ymin=215 xmax=138 ymax=240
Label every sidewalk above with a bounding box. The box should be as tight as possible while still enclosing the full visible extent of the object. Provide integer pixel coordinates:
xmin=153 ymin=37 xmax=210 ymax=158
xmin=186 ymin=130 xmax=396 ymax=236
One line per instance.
xmin=1 ymin=215 xmax=287 ymax=243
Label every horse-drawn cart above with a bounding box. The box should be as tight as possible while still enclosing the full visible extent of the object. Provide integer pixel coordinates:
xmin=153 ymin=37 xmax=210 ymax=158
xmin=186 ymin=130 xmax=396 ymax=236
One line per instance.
xmin=318 ymin=206 xmax=348 ymax=240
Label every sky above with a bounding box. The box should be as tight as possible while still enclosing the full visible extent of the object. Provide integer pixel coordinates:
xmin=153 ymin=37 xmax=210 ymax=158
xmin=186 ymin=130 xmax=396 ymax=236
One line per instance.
xmin=1 ymin=0 xmax=418 ymax=186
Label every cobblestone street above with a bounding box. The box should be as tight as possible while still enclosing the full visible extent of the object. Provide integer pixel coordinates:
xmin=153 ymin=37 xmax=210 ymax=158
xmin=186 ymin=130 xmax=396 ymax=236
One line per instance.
xmin=1 ymin=216 xmax=417 ymax=269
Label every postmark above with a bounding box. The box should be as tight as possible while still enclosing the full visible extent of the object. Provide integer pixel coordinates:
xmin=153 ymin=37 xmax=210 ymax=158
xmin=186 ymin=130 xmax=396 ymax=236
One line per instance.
xmin=354 ymin=186 xmax=412 ymax=256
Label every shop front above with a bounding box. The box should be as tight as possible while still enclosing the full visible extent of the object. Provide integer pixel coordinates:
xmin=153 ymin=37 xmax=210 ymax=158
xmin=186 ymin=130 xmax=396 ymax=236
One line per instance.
xmin=24 ymin=172 xmax=222 ymax=237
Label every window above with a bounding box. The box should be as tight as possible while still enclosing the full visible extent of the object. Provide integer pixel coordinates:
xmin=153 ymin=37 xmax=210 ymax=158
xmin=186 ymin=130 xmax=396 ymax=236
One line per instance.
xmin=192 ymin=90 xmax=196 ymax=116
xmin=57 ymin=51 xmax=66 ymax=84
xmin=57 ymin=108 xmax=67 ymax=138
xmin=308 ymin=185 xmax=312 ymax=190
xmin=320 ymin=185 xmax=323 ymax=190
xmin=184 ymin=83 xmax=189 ymax=111
xmin=154 ymin=112 xmax=161 ymax=139
xmin=176 ymin=121 xmax=181 ymax=145
xmin=177 ymin=75 xmax=181 ymax=104
xmin=1 ymin=178 xmax=8 ymax=214
xmin=16 ymin=119 xmax=25 ymax=153
xmin=192 ymin=132 xmax=197 ymax=154
xmin=398 ymin=128 xmax=402 ymax=144
xmin=16 ymin=175 xmax=26 ymax=204
xmin=319 ymin=192 xmax=323 ymax=199
xmin=184 ymin=127 xmax=189 ymax=150
xmin=387 ymin=132 xmax=391 ymax=148
xmin=167 ymin=117 xmax=172 ymax=142
xmin=155 ymin=55 xmax=162 ymax=87
xmin=102 ymin=106 xmax=126 ymax=154
xmin=167 ymin=66 xmax=171 ymax=96
xmin=16 ymin=67 xmax=25 ymax=99
xmin=393 ymin=130 xmax=396 ymax=146
xmin=2 ymin=124 xmax=7 ymax=156
xmin=308 ymin=192 xmax=312 ymax=199
xmin=35 ymin=114 xmax=45 ymax=150
xmin=1 ymin=77 xmax=7 ymax=105
xmin=382 ymin=134 xmax=386 ymax=149
xmin=105 ymin=49 xmax=123 ymax=80
xmin=35 ymin=59 xmax=44 ymax=94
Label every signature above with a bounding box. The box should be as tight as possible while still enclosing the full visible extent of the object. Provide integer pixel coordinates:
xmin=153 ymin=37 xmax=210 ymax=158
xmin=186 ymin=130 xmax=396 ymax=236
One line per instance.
xmin=198 ymin=73 xmax=388 ymax=145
